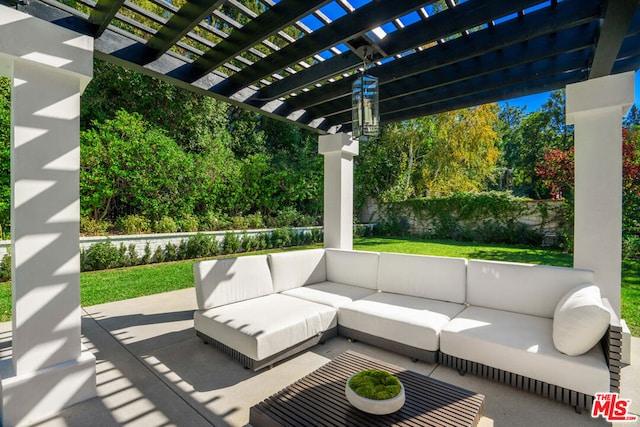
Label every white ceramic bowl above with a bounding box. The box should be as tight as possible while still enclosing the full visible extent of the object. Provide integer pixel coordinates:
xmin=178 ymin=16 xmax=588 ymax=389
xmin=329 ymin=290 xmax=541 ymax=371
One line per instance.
xmin=345 ymin=374 xmax=405 ymax=415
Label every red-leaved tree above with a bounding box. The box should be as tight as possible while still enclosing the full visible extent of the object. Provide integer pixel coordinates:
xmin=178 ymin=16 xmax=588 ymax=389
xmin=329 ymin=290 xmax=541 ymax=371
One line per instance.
xmin=536 ymin=147 xmax=574 ymax=199
xmin=623 ymin=128 xmax=640 ymax=196
xmin=536 ymin=129 xmax=640 ymax=200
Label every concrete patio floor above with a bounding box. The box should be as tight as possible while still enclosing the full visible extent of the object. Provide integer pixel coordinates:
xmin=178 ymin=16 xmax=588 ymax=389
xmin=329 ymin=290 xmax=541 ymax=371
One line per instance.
xmin=1 ymin=288 xmax=637 ymax=427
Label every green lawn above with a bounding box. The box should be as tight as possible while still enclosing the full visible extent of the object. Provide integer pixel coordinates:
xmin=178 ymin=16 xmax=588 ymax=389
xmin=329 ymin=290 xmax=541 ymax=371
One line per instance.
xmin=0 ymin=237 xmax=637 ymax=335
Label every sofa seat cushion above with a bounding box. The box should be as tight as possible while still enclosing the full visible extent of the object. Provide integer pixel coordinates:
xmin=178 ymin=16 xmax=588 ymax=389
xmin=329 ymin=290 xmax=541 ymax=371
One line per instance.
xmin=194 ymin=294 xmax=337 ymax=361
xmin=338 ymin=292 xmax=466 ymax=352
xmin=440 ymin=306 xmax=610 ymax=396
xmin=281 ymin=281 xmax=376 ymax=308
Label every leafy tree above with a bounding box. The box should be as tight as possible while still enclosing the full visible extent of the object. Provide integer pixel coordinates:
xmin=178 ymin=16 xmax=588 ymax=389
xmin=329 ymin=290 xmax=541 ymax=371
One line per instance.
xmin=227 ymin=107 xmax=266 ymax=157
xmin=499 ymin=90 xmax=573 ymax=198
xmin=420 ymin=104 xmax=500 ymax=195
xmin=354 ymin=132 xmax=404 ymax=210
xmin=496 ymin=103 xmax=526 ymax=190
xmin=81 ymin=110 xmax=197 ymax=221
xmin=378 ymin=116 xmax=435 ymax=200
xmin=356 ymin=104 xmax=501 ymax=203
xmin=82 ymin=59 xmax=231 ymax=153
xmin=624 ymin=104 xmax=640 ymax=129
xmin=536 ymin=147 xmax=574 ymax=200
xmin=622 ymin=128 xmax=640 ymax=236
xmin=536 ymin=128 xmax=640 ymax=236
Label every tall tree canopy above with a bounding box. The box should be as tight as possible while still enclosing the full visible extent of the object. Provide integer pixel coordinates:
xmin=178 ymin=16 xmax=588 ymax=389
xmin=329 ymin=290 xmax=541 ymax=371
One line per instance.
xmin=356 ymin=103 xmax=501 ymax=204
xmin=497 ymin=89 xmax=573 ymax=197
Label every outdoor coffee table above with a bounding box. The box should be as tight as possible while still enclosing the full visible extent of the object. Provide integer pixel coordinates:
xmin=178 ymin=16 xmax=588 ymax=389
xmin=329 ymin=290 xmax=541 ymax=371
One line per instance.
xmin=250 ymin=350 xmax=485 ymax=426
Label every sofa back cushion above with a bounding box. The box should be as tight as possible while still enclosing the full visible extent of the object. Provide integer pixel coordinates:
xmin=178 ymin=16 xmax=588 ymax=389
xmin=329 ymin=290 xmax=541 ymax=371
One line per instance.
xmin=325 ymin=249 xmax=379 ymax=289
xmin=194 ymin=255 xmax=273 ymax=310
xmin=378 ymin=253 xmax=466 ymax=303
xmin=467 ymin=260 xmax=594 ymax=318
xmin=268 ymin=249 xmax=326 ymax=293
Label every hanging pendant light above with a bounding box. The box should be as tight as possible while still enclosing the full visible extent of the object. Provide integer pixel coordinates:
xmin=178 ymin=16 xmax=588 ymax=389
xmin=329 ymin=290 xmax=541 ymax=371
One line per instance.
xmin=352 ymin=47 xmax=379 ymax=140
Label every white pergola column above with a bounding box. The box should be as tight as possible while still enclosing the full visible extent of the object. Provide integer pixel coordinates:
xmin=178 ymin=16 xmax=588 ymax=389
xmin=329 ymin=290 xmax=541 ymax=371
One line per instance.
xmin=566 ymin=71 xmax=635 ymax=318
xmin=319 ymin=133 xmax=358 ymax=250
xmin=0 ymin=6 xmax=96 ymax=426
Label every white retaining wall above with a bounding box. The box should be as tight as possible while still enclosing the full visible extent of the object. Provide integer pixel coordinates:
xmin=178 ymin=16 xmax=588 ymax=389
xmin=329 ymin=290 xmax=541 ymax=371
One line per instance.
xmin=0 ymin=227 xmax=323 ymax=259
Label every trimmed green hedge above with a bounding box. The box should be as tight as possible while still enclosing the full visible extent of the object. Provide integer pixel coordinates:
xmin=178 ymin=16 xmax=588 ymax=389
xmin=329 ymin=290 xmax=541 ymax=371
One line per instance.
xmin=0 ymin=228 xmax=325 ymax=280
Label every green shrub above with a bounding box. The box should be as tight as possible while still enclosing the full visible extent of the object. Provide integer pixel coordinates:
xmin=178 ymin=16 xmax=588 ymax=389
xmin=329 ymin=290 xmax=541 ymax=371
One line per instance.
xmin=240 ymin=232 xmax=257 ymax=252
xmin=255 ymin=232 xmax=269 ymax=250
xmin=299 ymin=214 xmax=320 ymax=227
xmin=125 ymin=244 xmax=140 ymax=266
xmin=288 ymin=228 xmax=301 ymax=246
xmin=179 ymin=214 xmax=199 ymax=232
xmin=152 ymin=245 xmax=165 ymax=263
xmin=270 ymin=228 xmax=291 ymax=248
xmin=273 ymin=207 xmax=301 ymax=227
xmin=186 ymin=233 xmax=219 ymax=258
xmin=154 ymin=216 xmax=178 ymax=233
xmin=354 ymin=224 xmax=370 ymax=238
xmin=0 ymin=252 xmax=10 ymax=282
xmin=311 ymin=228 xmax=323 ymax=243
xmin=117 ymin=215 xmax=151 ymax=235
xmin=200 ymin=212 xmax=231 ymax=231
xmin=230 ymin=216 xmax=249 ymax=230
xmin=80 ymin=217 xmax=110 ymax=236
xmin=222 ymin=232 xmax=240 ymax=254
xmin=82 ymin=240 xmax=122 ymax=271
xmin=623 ymin=235 xmax=640 ymax=259
xmin=142 ymin=242 xmax=152 ymax=264
xmin=373 ymin=216 xmax=411 ymax=237
xmin=177 ymin=239 xmax=188 ymax=260
xmin=298 ymin=230 xmax=312 ymax=245
xmin=164 ymin=242 xmax=178 ymax=261
xmin=246 ymin=212 xmax=265 ymax=229
xmin=462 ymin=220 xmax=544 ymax=246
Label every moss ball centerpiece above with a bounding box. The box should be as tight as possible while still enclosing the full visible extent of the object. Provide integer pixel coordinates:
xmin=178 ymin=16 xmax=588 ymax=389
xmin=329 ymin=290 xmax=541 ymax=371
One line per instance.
xmin=345 ymin=369 xmax=405 ymax=415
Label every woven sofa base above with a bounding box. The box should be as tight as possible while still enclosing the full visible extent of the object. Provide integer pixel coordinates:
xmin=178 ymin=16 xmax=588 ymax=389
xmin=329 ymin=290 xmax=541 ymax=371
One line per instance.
xmin=196 ymin=327 xmax=338 ymax=371
xmin=338 ymin=325 xmax=438 ymax=364
xmin=438 ymin=353 xmax=596 ymax=411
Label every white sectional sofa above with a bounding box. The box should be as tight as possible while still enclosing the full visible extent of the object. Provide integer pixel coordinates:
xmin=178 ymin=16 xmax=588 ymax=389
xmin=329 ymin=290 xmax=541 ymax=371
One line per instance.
xmin=193 ymin=248 xmax=622 ymax=411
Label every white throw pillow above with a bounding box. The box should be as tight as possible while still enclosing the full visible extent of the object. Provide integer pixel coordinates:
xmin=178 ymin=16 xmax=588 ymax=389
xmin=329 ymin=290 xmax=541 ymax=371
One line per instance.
xmin=552 ymin=284 xmax=610 ymax=356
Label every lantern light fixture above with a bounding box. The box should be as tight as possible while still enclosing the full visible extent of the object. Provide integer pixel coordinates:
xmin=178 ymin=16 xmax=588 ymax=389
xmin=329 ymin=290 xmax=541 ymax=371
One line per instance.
xmin=352 ymin=47 xmax=379 ymax=140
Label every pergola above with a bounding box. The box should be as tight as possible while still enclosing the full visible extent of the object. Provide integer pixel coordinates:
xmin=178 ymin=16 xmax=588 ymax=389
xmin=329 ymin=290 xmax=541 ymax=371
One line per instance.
xmin=0 ymin=0 xmax=638 ymax=425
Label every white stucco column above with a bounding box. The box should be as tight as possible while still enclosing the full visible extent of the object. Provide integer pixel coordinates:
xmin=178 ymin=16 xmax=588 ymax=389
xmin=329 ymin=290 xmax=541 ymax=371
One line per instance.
xmin=319 ymin=133 xmax=358 ymax=250
xmin=566 ymin=71 xmax=635 ymax=318
xmin=0 ymin=6 xmax=96 ymax=426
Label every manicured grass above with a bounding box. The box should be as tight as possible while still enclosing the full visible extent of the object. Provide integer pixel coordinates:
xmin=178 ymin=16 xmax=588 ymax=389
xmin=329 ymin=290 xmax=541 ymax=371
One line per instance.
xmin=354 ymin=237 xmax=573 ymax=266
xmin=0 ymin=238 xmax=637 ymax=336
xmin=80 ymin=261 xmax=198 ymax=307
xmin=79 ymin=246 xmax=321 ymax=308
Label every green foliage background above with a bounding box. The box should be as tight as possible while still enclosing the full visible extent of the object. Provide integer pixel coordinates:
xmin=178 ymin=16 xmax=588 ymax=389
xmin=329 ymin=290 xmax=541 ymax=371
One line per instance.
xmin=0 ymin=60 xmax=325 ymax=235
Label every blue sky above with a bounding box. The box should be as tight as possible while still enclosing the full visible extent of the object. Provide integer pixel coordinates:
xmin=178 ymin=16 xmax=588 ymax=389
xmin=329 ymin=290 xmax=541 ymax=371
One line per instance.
xmin=500 ymin=71 xmax=640 ymax=113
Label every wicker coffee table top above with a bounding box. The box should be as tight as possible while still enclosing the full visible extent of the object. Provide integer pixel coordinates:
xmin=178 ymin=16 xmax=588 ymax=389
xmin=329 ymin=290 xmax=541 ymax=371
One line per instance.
xmin=250 ymin=350 xmax=485 ymax=427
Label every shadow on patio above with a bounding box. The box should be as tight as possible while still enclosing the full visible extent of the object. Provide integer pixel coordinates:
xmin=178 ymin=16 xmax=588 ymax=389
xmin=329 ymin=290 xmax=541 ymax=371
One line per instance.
xmin=1 ymin=287 xmax=636 ymax=427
